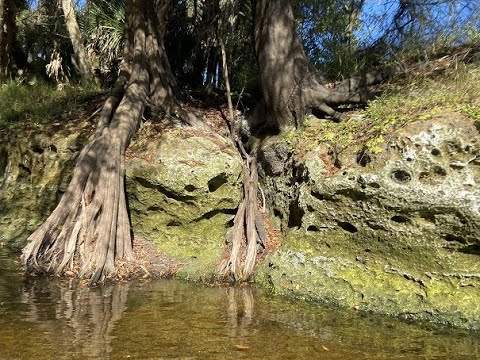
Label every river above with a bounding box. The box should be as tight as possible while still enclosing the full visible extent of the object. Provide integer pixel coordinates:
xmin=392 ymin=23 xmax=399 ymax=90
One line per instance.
xmin=0 ymin=249 xmax=479 ymax=359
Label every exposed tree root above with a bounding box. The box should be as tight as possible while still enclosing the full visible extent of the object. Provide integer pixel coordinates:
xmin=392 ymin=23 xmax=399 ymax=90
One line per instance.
xmin=217 ymin=28 xmax=268 ymax=281
xmin=218 ymin=138 xmax=267 ymax=281
xmin=23 ymin=65 xmax=147 ymax=284
xmin=22 ymin=0 xmax=188 ymax=285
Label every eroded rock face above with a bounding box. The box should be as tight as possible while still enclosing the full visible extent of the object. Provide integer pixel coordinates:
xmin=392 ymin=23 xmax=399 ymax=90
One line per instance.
xmin=126 ymin=129 xmax=243 ymax=280
xmin=0 ymin=131 xmax=86 ymax=248
xmin=256 ymin=115 xmax=480 ymax=329
xmin=0 ymin=125 xmax=243 ymax=282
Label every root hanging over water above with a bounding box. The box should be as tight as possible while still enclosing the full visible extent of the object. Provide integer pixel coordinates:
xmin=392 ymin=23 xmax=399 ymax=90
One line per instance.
xmin=219 ymin=141 xmax=267 ymax=281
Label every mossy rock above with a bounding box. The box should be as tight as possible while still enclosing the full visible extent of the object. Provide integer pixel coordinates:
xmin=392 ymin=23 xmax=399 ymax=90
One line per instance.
xmin=257 ymin=115 xmax=480 ymax=329
xmin=0 ymin=131 xmax=86 ymax=248
xmin=126 ymin=130 xmax=243 ymax=280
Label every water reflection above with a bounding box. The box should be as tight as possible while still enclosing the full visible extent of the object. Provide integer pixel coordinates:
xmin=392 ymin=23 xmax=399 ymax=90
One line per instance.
xmin=1 ymin=250 xmax=480 ymax=360
xmin=226 ymin=286 xmax=254 ymax=341
xmin=13 ymin=278 xmax=130 ymax=359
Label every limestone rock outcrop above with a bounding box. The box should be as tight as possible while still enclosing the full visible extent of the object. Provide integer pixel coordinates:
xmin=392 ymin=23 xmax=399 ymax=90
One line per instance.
xmin=256 ymin=115 xmax=480 ymax=329
xmin=0 ymin=129 xmax=88 ymax=248
xmin=126 ymin=129 xmax=243 ymax=279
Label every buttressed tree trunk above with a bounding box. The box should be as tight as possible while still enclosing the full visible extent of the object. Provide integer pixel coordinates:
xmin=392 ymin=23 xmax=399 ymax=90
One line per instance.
xmin=22 ymin=0 xmax=184 ymax=284
xmin=61 ymin=0 xmax=92 ymax=81
xmin=252 ymin=0 xmax=385 ymax=132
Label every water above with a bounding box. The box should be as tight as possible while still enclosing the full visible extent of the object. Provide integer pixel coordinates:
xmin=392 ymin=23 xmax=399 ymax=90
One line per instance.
xmin=1 ymin=249 xmax=479 ymax=360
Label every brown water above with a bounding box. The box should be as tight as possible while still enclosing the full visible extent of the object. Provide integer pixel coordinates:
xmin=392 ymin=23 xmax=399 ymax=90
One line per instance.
xmin=1 ymin=249 xmax=479 ymax=360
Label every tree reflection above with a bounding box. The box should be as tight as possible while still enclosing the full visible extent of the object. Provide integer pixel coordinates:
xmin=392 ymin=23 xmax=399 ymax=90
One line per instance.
xmin=226 ymin=286 xmax=254 ymax=341
xmin=19 ymin=278 xmax=129 ymax=358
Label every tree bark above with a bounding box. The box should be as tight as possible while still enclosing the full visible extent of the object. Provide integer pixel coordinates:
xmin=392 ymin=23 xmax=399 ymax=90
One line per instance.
xmin=22 ymin=0 xmax=183 ymax=284
xmin=252 ymin=0 xmax=384 ymax=133
xmin=61 ymin=0 xmax=92 ymax=81
xmin=0 ymin=0 xmax=5 ymax=81
xmin=0 ymin=0 xmax=17 ymax=82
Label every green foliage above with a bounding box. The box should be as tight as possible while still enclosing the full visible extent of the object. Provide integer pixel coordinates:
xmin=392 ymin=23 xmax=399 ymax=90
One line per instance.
xmin=83 ymin=0 xmax=125 ymax=73
xmin=295 ymin=0 xmax=370 ymax=80
xmin=221 ymin=0 xmax=258 ymax=94
xmin=16 ymin=2 xmax=73 ymax=81
xmin=294 ymin=0 xmax=480 ymax=80
xmin=0 ymin=81 xmax=100 ymax=133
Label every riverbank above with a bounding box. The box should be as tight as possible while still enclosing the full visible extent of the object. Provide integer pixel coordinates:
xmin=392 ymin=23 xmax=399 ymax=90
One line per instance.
xmin=1 ymin=59 xmax=480 ymax=329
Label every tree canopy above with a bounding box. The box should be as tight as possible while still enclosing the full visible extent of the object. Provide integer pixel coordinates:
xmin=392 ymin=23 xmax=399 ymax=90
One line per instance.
xmin=2 ymin=0 xmax=478 ymax=87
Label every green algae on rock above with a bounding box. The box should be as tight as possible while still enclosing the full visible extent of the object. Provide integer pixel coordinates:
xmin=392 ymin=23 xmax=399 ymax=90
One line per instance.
xmin=0 ymin=130 xmax=89 ymax=248
xmin=126 ymin=129 xmax=243 ymax=280
xmin=0 ymin=125 xmax=243 ymax=282
xmin=256 ymin=114 xmax=480 ymax=330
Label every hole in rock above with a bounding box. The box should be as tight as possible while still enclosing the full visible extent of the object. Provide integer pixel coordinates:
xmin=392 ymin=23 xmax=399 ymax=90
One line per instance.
xmin=356 ymin=151 xmax=371 ymax=167
xmin=167 ymin=220 xmax=181 ymax=227
xmin=18 ymin=163 xmax=31 ymax=176
xmin=208 ymin=173 xmax=228 ymax=192
xmin=444 ymin=234 xmax=467 ymax=244
xmin=288 ymin=200 xmax=304 ymax=228
xmin=184 ymin=184 xmax=196 ymax=192
xmin=311 ymin=190 xmax=325 ymax=201
xmin=369 ymin=182 xmax=381 ymax=189
xmin=31 ymin=145 xmax=44 ymax=155
xmin=338 ymin=222 xmax=358 ymax=233
xmin=459 ymin=244 xmax=480 ymax=256
xmin=431 ymin=148 xmax=441 ymax=156
xmin=273 ymin=208 xmax=283 ymax=219
xmin=391 ymin=215 xmax=410 ymax=224
xmin=392 ymin=170 xmax=411 ymax=183
xmin=307 ymin=225 xmax=320 ymax=232
xmin=225 ymin=218 xmax=235 ymax=228
xmin=0 ymin=148 xmax=7 ymax=178
xmin=147 ymin=205 xmax=162 ymax=211
xmin=49 ymin=145 xmax=58 ymax=153
xmin=433 ymin=166 xmax=447 ymax=177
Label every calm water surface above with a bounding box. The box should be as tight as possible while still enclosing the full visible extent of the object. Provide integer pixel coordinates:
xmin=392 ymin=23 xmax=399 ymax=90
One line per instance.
xmin=0 ymin=249 xmax=479 ymax=359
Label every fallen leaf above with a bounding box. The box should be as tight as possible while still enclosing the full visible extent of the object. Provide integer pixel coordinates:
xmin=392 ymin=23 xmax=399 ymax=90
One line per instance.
xmin=235 ymin=344 xmax=249 ymax=350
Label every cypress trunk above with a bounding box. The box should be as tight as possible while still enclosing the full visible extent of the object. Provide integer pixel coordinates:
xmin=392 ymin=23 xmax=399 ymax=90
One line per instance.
xmin=22 ymin=0 xmax=181 ymax=284
xmin=252 ymin=0 xmax=385 ymax=132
